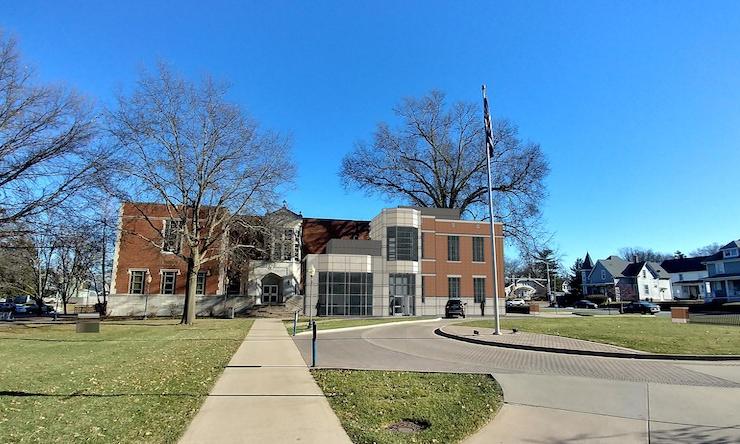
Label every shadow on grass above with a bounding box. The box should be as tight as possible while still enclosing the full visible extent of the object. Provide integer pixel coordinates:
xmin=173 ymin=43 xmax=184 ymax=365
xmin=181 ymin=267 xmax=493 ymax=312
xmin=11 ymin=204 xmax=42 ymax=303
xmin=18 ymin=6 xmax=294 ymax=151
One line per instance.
xmin=0 ymin=390 xmax=203 ymax=398
xmin=0 ymin=337 xmax=242 ymax=342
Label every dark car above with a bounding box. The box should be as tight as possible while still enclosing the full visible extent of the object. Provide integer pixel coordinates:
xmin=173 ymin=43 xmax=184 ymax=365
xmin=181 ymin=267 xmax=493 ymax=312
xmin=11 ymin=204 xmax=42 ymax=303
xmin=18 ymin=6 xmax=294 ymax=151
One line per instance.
xmin=445 ymin=299 xmax=466 ymax=318
xmin=574 ymin=300 xmax=598 ymax=309
xmin=621 ymin=301 xmax=660 ymax=315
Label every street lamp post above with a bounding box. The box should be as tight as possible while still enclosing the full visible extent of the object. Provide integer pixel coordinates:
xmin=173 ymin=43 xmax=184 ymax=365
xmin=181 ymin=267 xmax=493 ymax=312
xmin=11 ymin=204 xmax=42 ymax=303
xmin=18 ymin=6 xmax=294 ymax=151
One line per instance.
xmin=308 ymin=265 xmax=316 ymax=327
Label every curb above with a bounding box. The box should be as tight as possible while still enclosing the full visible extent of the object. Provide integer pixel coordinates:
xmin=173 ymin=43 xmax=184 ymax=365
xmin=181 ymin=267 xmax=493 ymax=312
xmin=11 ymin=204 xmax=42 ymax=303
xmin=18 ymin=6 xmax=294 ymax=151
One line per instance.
xmin=295 ymin=317 xmax=442 ymax=336
xmin=434 ymin=327 xmax=740 ymax=362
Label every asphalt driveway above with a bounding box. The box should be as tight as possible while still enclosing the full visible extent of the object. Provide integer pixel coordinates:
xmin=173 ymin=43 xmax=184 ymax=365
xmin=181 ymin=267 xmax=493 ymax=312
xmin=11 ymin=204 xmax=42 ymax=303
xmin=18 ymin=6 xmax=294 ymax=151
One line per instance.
xmin=293 ymin=319 xmax=740 ymax=443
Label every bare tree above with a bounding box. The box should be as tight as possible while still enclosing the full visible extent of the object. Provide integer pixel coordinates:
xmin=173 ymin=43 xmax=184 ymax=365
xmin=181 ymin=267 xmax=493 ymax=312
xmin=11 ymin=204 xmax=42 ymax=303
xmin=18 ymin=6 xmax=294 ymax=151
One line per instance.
xmin=690 ymin=243 xmax=722 ymax=257
xmin=618 ymin=247 xmax=671 ymax=263
xmin=52 ymin=224 xmax=98 ymax=314
xmin=0 ymin=32 xmax=101 ymax=230
xmin=107 ymin=64 xmax=294 ymax=324
xmin=340 ymin=90 xmax=549 ymax=254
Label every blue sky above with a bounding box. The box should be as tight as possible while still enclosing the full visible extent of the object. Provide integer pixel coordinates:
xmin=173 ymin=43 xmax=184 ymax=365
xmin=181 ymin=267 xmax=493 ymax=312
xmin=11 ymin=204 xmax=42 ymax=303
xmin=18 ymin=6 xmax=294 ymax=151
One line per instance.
xmin=2 ymin=1 xmax=739 ymax=267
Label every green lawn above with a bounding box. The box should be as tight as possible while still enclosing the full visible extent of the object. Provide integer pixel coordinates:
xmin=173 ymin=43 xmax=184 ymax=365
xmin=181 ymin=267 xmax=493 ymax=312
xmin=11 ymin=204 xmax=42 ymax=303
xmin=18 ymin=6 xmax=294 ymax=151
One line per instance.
xmin=0 ymin=318 xmax=252 ymax=443
xmin=312 ymin=369 xmax=502 ymax=444
xmin=460 ymin=317 xmax=740 ymax=355
xmin=284 ymin=316 xmax=434 ymax=335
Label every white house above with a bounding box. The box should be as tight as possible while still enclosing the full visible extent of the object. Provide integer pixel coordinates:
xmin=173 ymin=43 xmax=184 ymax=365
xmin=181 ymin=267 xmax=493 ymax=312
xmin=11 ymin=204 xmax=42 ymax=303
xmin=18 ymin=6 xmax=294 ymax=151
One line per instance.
xmin=580 ymin=253 xmax=672 ymax=301
xmin=703 ymin=240 xmax=740 ymax=302
xmin=660 ymin=257 xmax=709 ymax=300
xmin=615 ymin=261 xmax=672 ymax=302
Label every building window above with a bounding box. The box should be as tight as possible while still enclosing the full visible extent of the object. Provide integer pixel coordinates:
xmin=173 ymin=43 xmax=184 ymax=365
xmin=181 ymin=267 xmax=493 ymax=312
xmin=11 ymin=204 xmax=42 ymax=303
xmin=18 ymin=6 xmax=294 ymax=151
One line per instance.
xmin=724 ymin=248 xmax=739 ymax=258
xmin=163 ymin=219 xmax=182 ymax=253
xmin=643 ymin=284 xmax=649 ymax=295
xmin=282 ymin=229 xmax=294 ymax=261
xmin=129 ymin=270 xmax=146 ymax=294
xmin=421 ymin=276 xmax=427 ymax=303
xmin=317 ymin=272 xmax=373 ymax=316
xmin=387 ymin=227 xmax=418 ymax=261
xmin=472 ymin=237 xmax=485 ymax=262
xmin=601 ymin=270 xmax=606 ymax=280
xmin=642 ymin=270 xmax=646 ymax=278
xmin=448 ymin=277 xmax=460 ymax=298
xmin=293 ymin=231 xmax=301 ymax=262
xmin=161 ymin=271 xmax=177 ymax=294
xmin=421 ymin=233 xmax=426 ymax=258
xmin=678 ymin=273 xmax=684 ymax=281
xmin=473 ymin=277 xmax=486 ymax=303
xmin=196 ymin=272 xmax=207 ymax=295
xmin=448 ymin=236 xmax=460 ymax=261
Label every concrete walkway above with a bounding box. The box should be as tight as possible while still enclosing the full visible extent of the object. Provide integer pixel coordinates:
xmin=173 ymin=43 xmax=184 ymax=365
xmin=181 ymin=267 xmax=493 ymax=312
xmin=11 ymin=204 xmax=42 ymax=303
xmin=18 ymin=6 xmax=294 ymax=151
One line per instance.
xmin=179 ymin=319 xmax=351 ymax=444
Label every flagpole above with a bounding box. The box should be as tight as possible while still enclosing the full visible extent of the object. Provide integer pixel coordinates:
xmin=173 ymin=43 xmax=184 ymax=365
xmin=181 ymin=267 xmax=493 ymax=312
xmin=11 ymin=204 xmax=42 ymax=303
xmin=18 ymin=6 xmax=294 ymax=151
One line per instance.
xmin=482 ymin=84 xmax=501 ymax=335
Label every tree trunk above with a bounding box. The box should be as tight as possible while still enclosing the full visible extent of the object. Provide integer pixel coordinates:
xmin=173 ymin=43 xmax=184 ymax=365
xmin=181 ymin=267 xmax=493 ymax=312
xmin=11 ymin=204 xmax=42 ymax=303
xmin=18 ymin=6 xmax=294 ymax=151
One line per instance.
xmin=181 ymin=254 xmax=199 ymax=325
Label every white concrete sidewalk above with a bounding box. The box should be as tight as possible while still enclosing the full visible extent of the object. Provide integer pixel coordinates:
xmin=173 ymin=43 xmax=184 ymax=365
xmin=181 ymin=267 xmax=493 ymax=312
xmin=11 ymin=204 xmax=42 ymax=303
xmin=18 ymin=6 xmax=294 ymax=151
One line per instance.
xmin=179 ymin=319 xmax=351 ymax=444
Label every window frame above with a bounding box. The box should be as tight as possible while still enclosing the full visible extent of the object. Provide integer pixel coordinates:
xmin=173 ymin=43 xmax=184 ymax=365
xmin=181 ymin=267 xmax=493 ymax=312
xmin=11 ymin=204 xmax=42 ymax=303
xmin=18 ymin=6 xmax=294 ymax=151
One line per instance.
xmin=447 ymin=236 xmax=460 ymax=261
xmin=129 ymin=270 xmax=146 ymax=294
xmin=196 ymin=271 xmax=207 ymax=295
xmin=472 ymin=237 xmax=485 ymax=262
xmin=448 ymin=276 xmax=461 ymax=299
xmin=473 ymin=277 xmax=486 ymax=303
xmin=162 ymin=219 xmax=182 ymax=253
xmin=161 ymin=271 xmax=177 ymax=295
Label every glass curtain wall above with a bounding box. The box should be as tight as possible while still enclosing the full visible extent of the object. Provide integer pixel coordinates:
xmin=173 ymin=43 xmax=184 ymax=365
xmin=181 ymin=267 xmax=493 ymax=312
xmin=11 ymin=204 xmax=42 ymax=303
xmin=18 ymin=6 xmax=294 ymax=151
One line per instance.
xmin=387 ymin=227 xmax=419 ymax=261
xmin=317 ymin=272 xmax=373 ymax=316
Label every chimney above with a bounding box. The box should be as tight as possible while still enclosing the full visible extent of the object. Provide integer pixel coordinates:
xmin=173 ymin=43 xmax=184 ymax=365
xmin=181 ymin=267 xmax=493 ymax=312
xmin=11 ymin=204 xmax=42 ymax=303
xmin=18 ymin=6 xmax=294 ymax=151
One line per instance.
xmin=633 ymin=255 xmax=639 ymax=263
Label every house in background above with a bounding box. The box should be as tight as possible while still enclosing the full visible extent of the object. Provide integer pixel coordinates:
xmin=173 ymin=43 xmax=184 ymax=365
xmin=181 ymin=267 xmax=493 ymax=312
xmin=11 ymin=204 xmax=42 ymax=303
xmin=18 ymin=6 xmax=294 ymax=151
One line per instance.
xmin=703 ymin=240 xmax=740 ymax=302
xmin=579 ymin=254 xmax=671 ymax=301
xmin=505 ymin=277 xmax=548 ymax=300
xmin=661 ymin=256 xmax=709 ymax=300
xmin=616 ymin=261 xmax=672 ymax=302
xmin=580 ymin=255 xmax=628 ymax=299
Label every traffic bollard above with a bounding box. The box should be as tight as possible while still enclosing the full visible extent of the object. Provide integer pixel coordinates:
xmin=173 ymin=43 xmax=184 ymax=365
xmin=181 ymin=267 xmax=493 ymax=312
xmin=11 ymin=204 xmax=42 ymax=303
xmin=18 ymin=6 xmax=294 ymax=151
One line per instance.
xmin=292 ymin=311 xmax=298 ymax=336
xmin=311 ymin=320 xmax=317 ymax=367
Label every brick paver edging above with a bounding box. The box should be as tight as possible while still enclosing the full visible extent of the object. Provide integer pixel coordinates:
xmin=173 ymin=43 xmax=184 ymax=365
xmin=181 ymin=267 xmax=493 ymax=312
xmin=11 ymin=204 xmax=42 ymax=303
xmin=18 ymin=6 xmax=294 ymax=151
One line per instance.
xmin=434 ymin=327 xmax=740 ymax=362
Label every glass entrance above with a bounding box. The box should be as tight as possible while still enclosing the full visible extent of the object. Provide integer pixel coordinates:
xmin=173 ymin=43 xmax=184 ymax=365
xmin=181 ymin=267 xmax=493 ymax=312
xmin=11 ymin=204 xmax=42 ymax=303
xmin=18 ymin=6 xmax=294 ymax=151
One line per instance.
xmin=389 ymin=274 xmax=415 ymax=316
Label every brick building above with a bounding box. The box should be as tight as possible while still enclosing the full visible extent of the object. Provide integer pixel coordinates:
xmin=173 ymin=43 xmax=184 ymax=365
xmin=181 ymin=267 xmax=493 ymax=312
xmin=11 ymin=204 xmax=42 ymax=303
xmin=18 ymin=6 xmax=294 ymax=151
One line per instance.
xmin=110 ymin=203 xmax=504 ymax=317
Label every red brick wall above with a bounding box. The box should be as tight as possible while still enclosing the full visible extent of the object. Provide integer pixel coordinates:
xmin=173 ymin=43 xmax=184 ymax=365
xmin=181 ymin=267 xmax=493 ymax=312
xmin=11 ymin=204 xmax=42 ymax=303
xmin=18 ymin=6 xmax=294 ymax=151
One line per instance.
xmin=112 ymin=203 xmax=222 ymax=295
xmin=421 ymin=218 xmax=505 ymax=300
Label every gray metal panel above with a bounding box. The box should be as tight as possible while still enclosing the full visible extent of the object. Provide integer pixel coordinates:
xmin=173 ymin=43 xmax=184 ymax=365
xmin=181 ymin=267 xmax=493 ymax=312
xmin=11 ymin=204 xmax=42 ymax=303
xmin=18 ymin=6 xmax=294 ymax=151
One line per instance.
xmin=326 ymin=239 xmax=382 ymax=256
xmin=400 ymin=206 xmax=461 ymax=220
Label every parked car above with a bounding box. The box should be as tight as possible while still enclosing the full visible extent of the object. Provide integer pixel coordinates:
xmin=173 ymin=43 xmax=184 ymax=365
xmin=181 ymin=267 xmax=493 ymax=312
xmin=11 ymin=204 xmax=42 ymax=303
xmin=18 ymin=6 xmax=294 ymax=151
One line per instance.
xmin=574 ymin=300 xmax=598 ymax=309
xmin=621 ymin=301 xmax=660 ymax=315
xmin=0 ymin=300 xmax=14 ymax=312
xmin=14 ymin=304 xmax=29 ymax=314
xmin=506 ymin=299 xmax=526 ymax=307
xmin=27 ymin=304 xmax=55 ymax=315
xmin=445 ymin=298 xmax=466 ymax=318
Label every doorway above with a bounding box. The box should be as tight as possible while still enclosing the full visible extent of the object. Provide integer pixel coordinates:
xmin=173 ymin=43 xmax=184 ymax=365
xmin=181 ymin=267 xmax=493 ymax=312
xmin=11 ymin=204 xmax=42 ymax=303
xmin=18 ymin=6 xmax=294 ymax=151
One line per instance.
xmin=263 ymin=285 xmax=279 ymax=304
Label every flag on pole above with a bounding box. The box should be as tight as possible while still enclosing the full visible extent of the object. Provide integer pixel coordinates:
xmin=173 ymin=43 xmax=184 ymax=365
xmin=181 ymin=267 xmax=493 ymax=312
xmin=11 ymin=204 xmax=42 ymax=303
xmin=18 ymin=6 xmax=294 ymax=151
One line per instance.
xmin=483 ymin=88 xmax=494 ymax=159
xmin=481 ymin=84 xmax=501 ymax=335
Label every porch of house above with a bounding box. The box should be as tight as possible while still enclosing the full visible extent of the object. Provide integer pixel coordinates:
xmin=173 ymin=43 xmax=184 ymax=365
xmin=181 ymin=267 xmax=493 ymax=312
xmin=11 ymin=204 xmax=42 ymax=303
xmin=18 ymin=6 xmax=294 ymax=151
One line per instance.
xmin=705 ymin=275 xmax=740 ymax=302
